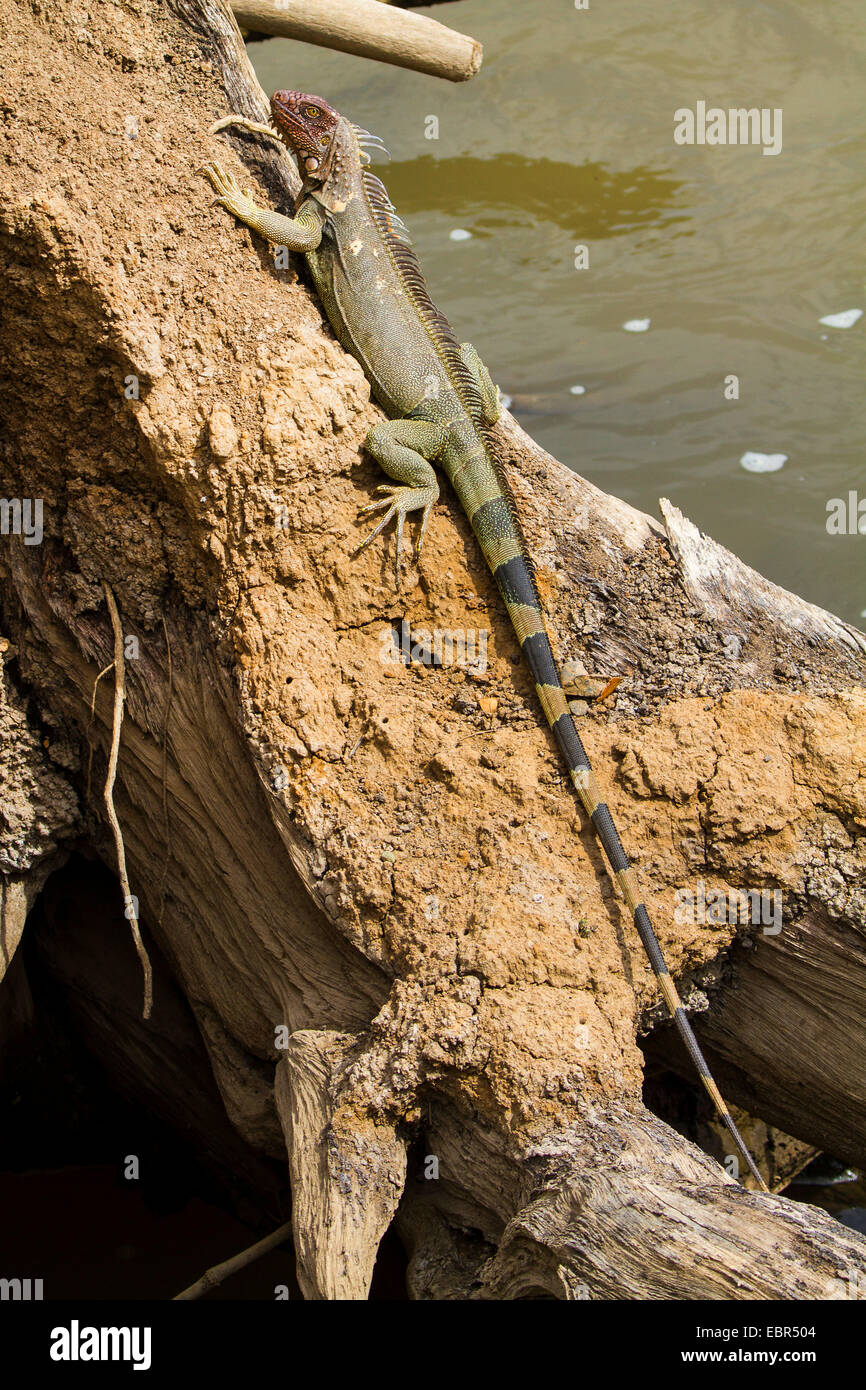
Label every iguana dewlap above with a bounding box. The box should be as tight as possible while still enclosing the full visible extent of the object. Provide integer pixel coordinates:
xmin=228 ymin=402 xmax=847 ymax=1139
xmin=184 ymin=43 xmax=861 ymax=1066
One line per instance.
xmin=203 ymin=92 xmax=766 ymax=1190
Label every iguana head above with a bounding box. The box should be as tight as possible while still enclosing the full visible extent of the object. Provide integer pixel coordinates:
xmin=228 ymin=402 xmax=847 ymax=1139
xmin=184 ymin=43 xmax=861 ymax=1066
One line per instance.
xmin=270 ymin=91 xmax=341 ymax=181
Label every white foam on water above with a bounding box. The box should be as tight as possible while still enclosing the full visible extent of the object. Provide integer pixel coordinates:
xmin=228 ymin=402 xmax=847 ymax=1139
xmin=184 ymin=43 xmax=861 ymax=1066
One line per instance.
xmin=449 ymin=228 xmax=472 ymax=242
xmin=623 ymin=318 xmax=651 ymax=332
xmin=569 ymin=384 xmax=586 ymax=395
xmin=819 ymin=308 xmax=862 ymax=329
xmin=740 ymin=451 xmax=787 ymax=473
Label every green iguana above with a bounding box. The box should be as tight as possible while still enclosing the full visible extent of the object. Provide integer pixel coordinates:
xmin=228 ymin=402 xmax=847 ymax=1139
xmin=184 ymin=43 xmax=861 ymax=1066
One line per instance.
xmin=203 ymin=91 xmax=767 ymax=1191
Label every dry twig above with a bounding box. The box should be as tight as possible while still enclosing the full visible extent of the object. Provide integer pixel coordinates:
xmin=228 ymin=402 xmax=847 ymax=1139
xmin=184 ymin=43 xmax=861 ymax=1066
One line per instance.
xmin=173 ymin=1220 xmax=294 ymax=1300
xmin=102 ymin=581 xmax=153 ymax=1019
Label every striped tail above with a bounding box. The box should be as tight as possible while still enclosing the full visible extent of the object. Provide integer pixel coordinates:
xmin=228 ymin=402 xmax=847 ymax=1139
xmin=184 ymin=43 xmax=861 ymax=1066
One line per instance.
xmin=487 ymin=536 xmax=768 ymax=1192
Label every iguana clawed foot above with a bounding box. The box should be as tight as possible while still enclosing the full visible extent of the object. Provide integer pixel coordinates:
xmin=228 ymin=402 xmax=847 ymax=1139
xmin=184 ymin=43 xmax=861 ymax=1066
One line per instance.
xmin=209 ymin=114 xmax=281 ymax=143
xmin=356 ymin=485 xmax=438 ymax=586
xmin=201 ymin=158 xmax=324 ymax=252
xmin=201 ymin=161 xmax=257 ymax=221
xmin=357 ymin=418 xmax=444 ymax=586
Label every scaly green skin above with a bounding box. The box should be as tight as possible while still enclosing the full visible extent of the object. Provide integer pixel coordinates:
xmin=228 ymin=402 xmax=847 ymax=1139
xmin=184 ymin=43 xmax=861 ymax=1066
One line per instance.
xmin=203 ymin=96 xmax=767 ymax=1192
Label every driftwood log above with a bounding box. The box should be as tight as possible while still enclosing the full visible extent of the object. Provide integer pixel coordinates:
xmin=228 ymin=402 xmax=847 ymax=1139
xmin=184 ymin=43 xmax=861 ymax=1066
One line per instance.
xmin=1 ymin=0 xmax=865 ymax=1300
xmin=229 ymin=0 xmax=483 ymax=82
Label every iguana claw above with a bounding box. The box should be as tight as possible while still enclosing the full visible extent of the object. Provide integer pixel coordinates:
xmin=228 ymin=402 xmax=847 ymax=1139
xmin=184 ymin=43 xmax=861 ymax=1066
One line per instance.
xmin=201 ymin=161 xmax=255 ymax=217
xmin=356 ymin=486 xmax=437 ymax=587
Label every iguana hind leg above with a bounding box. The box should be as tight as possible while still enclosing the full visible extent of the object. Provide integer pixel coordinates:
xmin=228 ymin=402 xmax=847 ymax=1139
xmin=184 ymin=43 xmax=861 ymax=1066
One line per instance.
xmin=359 ymin=419 xmax=444 ymax=586
xmin=461 ymin=343 xmax=500 ymax=425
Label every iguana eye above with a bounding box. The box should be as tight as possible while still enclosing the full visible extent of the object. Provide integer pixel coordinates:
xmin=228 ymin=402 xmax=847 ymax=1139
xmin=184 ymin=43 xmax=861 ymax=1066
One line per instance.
xmin=306 ymin=106 xmax=320 ymax=118
xmin=305 ymin=156 xmax=320 ymax=172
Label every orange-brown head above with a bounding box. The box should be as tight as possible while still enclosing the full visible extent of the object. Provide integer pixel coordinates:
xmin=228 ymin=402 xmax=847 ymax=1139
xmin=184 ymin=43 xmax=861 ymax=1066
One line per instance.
xmin=270 ymin=91 xmax=341 ymax=180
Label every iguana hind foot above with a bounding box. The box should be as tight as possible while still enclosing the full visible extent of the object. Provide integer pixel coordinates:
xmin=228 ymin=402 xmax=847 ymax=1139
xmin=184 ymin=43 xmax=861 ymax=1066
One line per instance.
xmin=358 ymin=419 xmax=443 ymax=584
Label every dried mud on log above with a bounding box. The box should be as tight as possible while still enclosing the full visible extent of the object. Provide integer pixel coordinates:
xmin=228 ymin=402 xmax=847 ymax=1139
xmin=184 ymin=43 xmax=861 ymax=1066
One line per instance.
xmin=0 ymin=0 xmax=865 ymax=1299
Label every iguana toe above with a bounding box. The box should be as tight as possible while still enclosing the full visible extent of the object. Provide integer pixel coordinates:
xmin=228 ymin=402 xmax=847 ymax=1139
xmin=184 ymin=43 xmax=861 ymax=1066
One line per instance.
xmin=202 ymin=161 xmax=250 ymax=217
xmin=355 ymin=485 xmax=437 ymax=585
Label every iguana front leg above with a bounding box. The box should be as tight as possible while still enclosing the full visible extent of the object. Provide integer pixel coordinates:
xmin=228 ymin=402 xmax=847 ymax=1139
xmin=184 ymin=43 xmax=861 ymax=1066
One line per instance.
xmin=202 ymin=161 xmax=324 ymax=251
xmin=358 ymin=419 xmax=444 ymax=586
xmin=461 ymin=342 xmax=501 ymax=425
